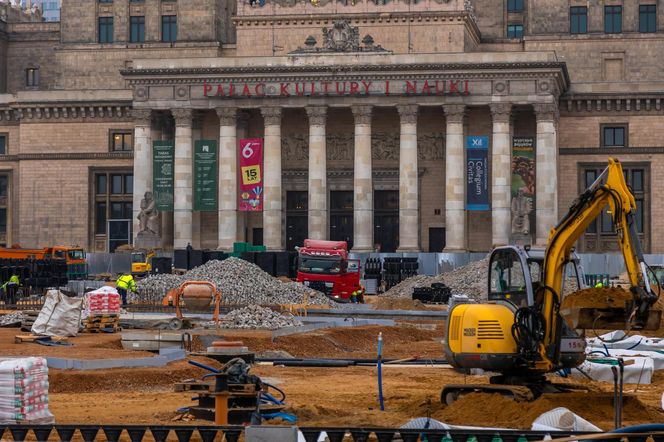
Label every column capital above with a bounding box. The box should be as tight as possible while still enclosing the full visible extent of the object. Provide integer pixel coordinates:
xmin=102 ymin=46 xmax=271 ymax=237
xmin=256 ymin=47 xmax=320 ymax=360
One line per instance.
xmin=306 ymin=106 xmax=327 ymax=126
xmin=172 ymin=108 xmax=193 ymax=127
xmin=533 ymin=102 xmax=560 ymax=122
xmin=351 ymin=105 xmax=373 ymax=125
xmin=261 ymin=107 xmax=282 ymax=126
xmin=490 ymin=103 xmax=512 ymax=123
xmin=397 ymin=104 xmax=418 ymax=125
xmin=443 ymin=104 xmax=466 ymax=124
xmin=131 ymin=108 xmax=152 ymax=125
xmin=216 ymin=107 xmax=238 ymax=126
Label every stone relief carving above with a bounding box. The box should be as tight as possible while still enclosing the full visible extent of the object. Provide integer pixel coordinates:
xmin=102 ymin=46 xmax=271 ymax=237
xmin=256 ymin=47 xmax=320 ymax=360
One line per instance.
xmin=290 ymin=20 xmax=389 ymax=54
xmin=511 ymin=189 xmax=532 ymax=236
xmin=281 ymin=132 xmax=443 ymax=162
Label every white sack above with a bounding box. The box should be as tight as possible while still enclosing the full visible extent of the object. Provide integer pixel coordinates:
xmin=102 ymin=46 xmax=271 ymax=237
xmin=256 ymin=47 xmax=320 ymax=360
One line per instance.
xmin=31 ymin=290 xmax=83 ymax=337
xmin=587 ymin=331 xmax=664 ymax=351
xmin=573 ymin=357 xmax=653 ymax=384
xmin=531 ymin=407 xmax=601 ymax=432
xmin=596 ymin=348 xmax=664 ymax=370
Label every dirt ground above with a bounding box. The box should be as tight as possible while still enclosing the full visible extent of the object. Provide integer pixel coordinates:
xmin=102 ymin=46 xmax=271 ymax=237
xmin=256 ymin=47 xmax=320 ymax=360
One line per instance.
xmin=2 ymin=322 xmax=664 ymax=434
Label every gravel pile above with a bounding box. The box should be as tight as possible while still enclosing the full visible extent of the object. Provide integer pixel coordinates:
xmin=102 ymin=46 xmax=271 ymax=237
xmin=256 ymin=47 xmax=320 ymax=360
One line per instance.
xmin=0 ymin=311 xmax=25 ymax=326
xmin=205 ymin=305 xmax=302 ymax=330
xmin=134 ymin=257 xmax=332 ymax=306
xmin=383 ymin=256 xmax=490 ymax=300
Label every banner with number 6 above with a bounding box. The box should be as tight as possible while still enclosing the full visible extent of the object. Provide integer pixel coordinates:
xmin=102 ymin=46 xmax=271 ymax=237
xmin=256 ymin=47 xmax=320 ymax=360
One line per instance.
xmin=238 ymin=138 xmax=264 ymax=211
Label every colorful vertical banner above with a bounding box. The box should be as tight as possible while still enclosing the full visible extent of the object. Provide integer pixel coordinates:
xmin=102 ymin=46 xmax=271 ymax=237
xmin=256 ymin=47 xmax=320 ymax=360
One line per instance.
xmin=193 ymin=140 xmax=218 ymax=211
xmin=238 ymin=138 xmax=264 ymax=211
xmin=152 ymin=140 xmax=174 ymax=211
xmin=511 ymin=137 xmax=536 ymax=237
xmin=465 ymin=136 xmax=490 ymax=210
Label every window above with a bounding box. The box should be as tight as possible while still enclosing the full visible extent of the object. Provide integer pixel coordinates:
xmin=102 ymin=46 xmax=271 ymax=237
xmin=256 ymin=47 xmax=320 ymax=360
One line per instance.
xmin=93 ymin=171 xmax=133 ymax=250
xmin=507 ymin=0 xmax=523 ymax=12
xmin=570 ymin=6 xmax=587 ymax=34
xmin=161 ymin=15 xmax=177 ymax=42
xmin=507 ymin=24 xmax=524 ymax=39
xmin=640 ymin=5 xmax=657 ymax=33
xmin=110 ymin=131 xmax=133 ymax=151
xmin=98 ymin=0 xmax=113 ymax=3
xmin=130 ymin=16 xmax=145 ymax=43
xmin=98 ymin=16 xmax=114 ymax=43
xmin=0 ymin=135 xmax=5 ymax=155
xmin=605 ymin=5 xmax=622 ymax=33
xmin=601 ymin=125 xmax=627 ymax=148
xmin=581 ymin=166 xmax=649 ymax=251
xmin=25 ymin=68 xmax=39 ymax=87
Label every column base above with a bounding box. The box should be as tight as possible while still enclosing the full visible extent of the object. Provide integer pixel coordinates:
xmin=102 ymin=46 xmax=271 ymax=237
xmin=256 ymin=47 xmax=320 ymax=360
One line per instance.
xmin=351 ymin=247 xmax=374 ymax=253
xmin=216 ymin=246 xmax=233 ymax=252
xmin=396 ymin=247 xmax=421 ymax=253
xmin=443 ymin=247 xmax=467 ymax=253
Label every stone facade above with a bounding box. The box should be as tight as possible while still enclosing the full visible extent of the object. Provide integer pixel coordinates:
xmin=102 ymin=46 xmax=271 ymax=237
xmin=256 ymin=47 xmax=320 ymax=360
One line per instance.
xmin=0 ymin=0 xmax=662 ymax=253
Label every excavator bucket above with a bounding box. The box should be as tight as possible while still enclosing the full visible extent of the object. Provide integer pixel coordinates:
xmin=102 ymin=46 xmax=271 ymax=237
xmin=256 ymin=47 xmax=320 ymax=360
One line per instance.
xmin=560 ymin=287 xmax=662 ymax=331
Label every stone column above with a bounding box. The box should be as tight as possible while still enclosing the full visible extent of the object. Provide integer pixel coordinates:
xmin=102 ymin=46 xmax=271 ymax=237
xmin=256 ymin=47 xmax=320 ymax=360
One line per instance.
xmin=261 ymin=107 xmax=283 ymax=251
xmin=490 ymin=103 xmax=512 ymax=247
xmin=397 ymin=105 xmax=420 ymax=252
xmin=191 ymin=113 xmax=202 ymax=249
xmin=351 ymin=105 xmax=373 ymax=252
xmin=172 ymin=108 xmax=193 ymax=250
xmin=236 ymin=112 xmax=250 ymax=242
xmin=131 ymin=108 xmax=152 ymax=244
xmin=306 ymin=106 xmax=328 ymax=240
xmin=216 ymin=107 xmax=238 ymax=251
xmin=443 ymin=104 xmax=467 ymax=251
xmin=534 ymin=102 xmax=559 ymax=246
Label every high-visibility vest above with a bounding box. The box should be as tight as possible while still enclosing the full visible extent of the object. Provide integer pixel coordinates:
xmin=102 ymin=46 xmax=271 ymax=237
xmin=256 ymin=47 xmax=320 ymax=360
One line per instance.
xmin=116 ymin=275 xmax=135 ymax=291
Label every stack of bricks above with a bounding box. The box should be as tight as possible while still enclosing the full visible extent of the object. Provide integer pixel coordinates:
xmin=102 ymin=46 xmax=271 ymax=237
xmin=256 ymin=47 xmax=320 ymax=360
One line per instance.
xmin=83 ymin=291 xmax=121 ymax=333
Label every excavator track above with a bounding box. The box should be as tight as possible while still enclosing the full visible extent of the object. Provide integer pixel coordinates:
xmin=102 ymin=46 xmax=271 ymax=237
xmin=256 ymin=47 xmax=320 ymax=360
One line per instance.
xmin=441 ymin=384 xmax=534 ymax=405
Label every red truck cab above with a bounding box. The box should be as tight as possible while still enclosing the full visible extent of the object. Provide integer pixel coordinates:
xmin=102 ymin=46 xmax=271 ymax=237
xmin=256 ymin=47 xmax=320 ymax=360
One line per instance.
xmin=296 ymin=239 xmax=361 ymax=301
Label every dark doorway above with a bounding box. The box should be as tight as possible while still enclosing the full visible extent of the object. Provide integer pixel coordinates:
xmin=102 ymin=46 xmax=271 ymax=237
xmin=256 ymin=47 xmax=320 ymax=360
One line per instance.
xmin=252 ymin=228 xmax=263 ymax=246
xmin=429 ymin=227 xmax=445 ymax=252
xmin=374 ymin=190 xmax=399 ymax=253
xmin=286 ymin=191 xmax=308 ymax=251
xmin=330 ymin=191 xmax=354 ymax=249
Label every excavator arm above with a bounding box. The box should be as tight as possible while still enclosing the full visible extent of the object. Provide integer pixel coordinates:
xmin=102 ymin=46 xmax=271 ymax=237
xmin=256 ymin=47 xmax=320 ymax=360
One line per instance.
xmin=535 ymin=157 xmax=658 ymax=371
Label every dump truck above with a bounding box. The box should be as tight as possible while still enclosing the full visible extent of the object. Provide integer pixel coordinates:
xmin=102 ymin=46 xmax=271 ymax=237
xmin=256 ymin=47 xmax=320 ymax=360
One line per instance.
xmin=0 ymin=245 xmax=87 ymax=280
xmin=296 ymin=239 xmax=361 ymax=301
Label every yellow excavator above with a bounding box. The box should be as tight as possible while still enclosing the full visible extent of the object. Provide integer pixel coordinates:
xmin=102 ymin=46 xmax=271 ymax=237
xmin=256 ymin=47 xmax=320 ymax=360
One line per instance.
xmin=443 ymin=158 xmax=661 ymax=403
xmin=131 ymin=249 xmax=155 ymax=277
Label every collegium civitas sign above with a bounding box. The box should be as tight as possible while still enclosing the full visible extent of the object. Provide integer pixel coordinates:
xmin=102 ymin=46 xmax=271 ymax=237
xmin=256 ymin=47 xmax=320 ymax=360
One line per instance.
xmin=203 ymin=79 xmax=471 ymax=98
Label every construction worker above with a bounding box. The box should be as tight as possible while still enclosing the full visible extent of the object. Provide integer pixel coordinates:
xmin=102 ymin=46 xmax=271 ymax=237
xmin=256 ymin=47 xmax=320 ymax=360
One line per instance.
xmin=116 ymin=272 xmax=136 ymax=306
xmin=350 ymin=285 xmax=366 ymax=304
xmin=2 ymin=273 xmax=19 ymax=305
xmin=595 ymin=281 xmax=604 ymax=288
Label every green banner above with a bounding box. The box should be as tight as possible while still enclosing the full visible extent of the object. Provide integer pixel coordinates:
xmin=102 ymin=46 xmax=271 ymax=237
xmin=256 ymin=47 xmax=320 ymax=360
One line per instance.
xmin=194 ymin=139 xmax=218 ymax=212
xmin=152 ymin=140 xmax=174 ymax=211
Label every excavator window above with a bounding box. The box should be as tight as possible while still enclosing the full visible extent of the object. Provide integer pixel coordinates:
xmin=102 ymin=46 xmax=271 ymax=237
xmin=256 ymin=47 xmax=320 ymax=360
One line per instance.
xmin=489 ymin=249 xmax=529 ymax=307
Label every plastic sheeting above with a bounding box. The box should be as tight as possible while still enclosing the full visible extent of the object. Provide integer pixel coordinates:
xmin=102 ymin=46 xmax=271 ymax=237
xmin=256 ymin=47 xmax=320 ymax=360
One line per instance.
xmin=531 ymin=407 xmax=601 ymax=432
xmin=594 ymin=348 xmax=664 ymax=370
xmin=31 ymin=290 xmax=83 ymax=337
xmin=0 ymin=357 xmax=54 ymax=425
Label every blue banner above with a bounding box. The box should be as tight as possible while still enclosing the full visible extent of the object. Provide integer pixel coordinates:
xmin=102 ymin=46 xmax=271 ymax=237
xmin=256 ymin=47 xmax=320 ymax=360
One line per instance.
xmin=466 ymin=136 xmax=490 ymax=211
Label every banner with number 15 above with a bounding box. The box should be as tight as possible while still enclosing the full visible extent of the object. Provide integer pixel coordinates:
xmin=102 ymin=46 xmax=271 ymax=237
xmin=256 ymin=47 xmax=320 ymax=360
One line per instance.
xmin=238 ymin=138 xmax=264 ymax=212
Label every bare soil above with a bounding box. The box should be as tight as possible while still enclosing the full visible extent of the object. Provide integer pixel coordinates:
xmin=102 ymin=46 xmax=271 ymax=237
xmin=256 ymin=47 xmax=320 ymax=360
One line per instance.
xmin=1 ymin=322 xmax=663 ymax=432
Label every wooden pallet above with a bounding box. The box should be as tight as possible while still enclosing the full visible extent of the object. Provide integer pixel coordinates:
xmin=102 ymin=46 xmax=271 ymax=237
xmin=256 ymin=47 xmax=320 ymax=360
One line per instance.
xmin=85 ymin=326 xmax=121 ymax=333
xmin=174 ymin=381 xmax=260 ymax=395
xmin=14 ymin=334 xmax=68 ymax=344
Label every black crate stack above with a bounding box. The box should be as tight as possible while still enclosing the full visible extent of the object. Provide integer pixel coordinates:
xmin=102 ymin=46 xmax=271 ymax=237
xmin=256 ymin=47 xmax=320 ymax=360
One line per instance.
xmin=0 ymin=258 xmax=68 ymax=293
xmin=412 ymin=282 xmax=451 ymax=304
xmin=363 ymin=258 xmax=382 ymax=294
xmin=382 ymin=257 xmax=419 ymax=290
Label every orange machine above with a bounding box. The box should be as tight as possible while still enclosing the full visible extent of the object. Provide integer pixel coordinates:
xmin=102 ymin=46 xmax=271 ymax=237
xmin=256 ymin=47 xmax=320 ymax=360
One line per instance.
xmin=0 ymin=245 xmax=87 ymax=279
xmin=163 ymin=281 xmax=221 ymax=322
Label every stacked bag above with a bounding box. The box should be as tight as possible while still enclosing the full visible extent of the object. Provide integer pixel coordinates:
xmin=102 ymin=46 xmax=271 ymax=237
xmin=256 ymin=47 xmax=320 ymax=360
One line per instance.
xmin=83 ymin=287 xmax=121 ymax=333
xmin=0 ymin=357 xmax=54 ymax=424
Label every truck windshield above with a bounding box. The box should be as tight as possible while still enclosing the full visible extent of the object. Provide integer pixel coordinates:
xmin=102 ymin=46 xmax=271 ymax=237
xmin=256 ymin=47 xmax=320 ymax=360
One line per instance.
xmin=67 ymin=250 xmax=85 ymax=260
xmin=299 ymin=256 xmax=342 ymax=274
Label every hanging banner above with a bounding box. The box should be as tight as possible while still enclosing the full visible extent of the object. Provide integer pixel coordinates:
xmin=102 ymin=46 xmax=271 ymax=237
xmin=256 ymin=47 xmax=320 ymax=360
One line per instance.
xmin=238 ymin=138 xmax=263 ymax=211
xmin=152 ymin=140 xmax=174 ymax=211
xmin=465 ymin=136 xmax=490 ymax=211
xmin=511 ymin=137 xmax=536 ymax=238
xmin=193 ymin=140 xmax=218 ymax=211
